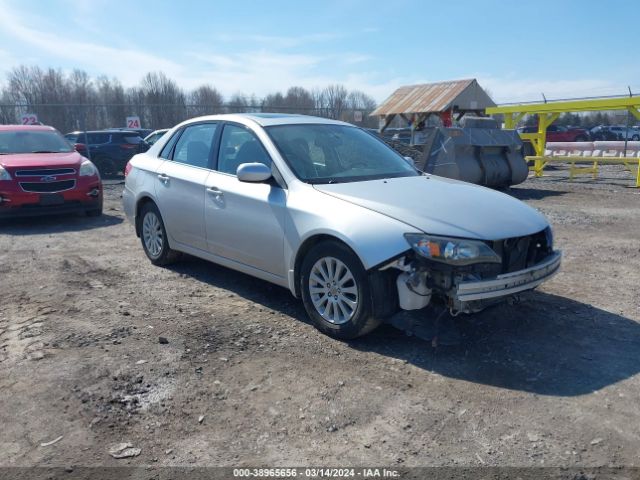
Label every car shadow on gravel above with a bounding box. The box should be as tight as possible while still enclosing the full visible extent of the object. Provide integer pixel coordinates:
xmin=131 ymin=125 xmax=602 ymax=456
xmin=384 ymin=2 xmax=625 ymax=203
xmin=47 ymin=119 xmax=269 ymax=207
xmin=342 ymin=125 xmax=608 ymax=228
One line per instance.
xmin=507 ymin=187 xmax=568 ymax=201
xmin=0 ymin=213 xmax=122 ymax=235
xmin=167 ymin=256 xmax=309 ymax=320
xmin=164 ymin=257 xmax=640 ymax=397
xmin=352 ymin=292 xmax=640 ymax=397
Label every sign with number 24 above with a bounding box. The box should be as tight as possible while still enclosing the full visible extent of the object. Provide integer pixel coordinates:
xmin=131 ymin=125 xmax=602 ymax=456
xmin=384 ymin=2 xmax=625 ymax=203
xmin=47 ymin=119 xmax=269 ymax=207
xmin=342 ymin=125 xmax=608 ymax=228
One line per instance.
xmin=126 ymin=116 xmax=141 ymax=129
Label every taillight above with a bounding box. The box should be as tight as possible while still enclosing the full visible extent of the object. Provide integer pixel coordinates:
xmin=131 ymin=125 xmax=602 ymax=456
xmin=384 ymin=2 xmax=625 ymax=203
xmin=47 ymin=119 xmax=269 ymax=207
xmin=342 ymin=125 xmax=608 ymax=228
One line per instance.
xmin=124 ymin=161 xmax=133 ymax=177
xmin=120 ymin=143 xmax=137 ymax=149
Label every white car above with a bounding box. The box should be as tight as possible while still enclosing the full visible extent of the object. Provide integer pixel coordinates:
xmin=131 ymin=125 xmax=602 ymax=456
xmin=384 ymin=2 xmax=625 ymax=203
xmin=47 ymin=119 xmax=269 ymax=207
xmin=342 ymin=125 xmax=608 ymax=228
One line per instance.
xmin=608 ymin=125 xmax=640 ymax=141
xmin=123 ymin=114 xmax=561 ymax=339
xmin=144 ymin=129 xmax=170 ymax=146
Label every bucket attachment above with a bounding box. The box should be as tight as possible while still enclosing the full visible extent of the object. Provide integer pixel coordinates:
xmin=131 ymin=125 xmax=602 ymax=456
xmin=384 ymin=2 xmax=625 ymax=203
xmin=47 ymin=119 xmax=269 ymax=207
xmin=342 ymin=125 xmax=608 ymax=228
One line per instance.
xmin=389 ymin=117 xmax=529 ymax=188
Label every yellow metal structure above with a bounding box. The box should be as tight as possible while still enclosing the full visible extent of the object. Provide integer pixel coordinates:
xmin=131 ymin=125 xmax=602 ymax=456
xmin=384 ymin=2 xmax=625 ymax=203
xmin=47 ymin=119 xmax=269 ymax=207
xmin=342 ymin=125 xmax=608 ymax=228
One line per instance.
xmin=486 ymin=96 xmax=640 ymax=186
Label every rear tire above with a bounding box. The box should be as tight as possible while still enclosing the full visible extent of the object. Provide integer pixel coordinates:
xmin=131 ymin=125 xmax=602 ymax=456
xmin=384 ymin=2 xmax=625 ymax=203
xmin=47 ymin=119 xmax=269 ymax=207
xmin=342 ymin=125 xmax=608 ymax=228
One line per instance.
xmin=139 ymin=202 xmax=180 ymax=266
xmin=93 ymin=156 xmax=116 ymax=177
xmin=300 ymin=240 xmax=382 ymax=339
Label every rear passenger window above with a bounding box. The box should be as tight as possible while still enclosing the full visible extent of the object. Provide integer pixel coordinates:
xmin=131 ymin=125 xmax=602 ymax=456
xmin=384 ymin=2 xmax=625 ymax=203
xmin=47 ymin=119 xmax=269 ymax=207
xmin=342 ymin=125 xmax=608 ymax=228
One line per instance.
xmin=160 ymin=131 xmax=179 ymax=159
xmin=172 ymin=123 xmax=218 ymax=168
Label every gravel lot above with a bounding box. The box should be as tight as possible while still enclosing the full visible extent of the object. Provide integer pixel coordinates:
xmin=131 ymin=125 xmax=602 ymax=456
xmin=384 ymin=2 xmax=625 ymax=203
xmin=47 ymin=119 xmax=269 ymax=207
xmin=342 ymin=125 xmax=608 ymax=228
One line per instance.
xmin=1 ymin=165 xmax=639 ymax=471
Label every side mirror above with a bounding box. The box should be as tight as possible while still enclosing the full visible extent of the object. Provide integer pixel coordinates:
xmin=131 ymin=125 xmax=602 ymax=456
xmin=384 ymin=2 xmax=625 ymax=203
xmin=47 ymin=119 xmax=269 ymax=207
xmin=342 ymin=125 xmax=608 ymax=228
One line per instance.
xmin=403 ymin=156 xmax=415 ymax=166
xmin=237 ymin=162 xmax=272 ymax=183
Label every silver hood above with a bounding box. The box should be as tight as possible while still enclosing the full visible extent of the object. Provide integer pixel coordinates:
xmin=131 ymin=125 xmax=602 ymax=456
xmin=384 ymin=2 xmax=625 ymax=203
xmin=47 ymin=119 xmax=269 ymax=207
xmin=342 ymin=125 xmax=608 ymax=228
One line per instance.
xmin=313 ymin=175 xmax=549 ymax=240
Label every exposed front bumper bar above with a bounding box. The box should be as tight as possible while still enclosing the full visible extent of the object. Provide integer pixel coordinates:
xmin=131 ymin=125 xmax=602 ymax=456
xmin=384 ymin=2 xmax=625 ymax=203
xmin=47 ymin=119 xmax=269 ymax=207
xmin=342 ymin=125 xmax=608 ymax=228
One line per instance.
xmin=454 ymin=251 xmax=562 ymax=302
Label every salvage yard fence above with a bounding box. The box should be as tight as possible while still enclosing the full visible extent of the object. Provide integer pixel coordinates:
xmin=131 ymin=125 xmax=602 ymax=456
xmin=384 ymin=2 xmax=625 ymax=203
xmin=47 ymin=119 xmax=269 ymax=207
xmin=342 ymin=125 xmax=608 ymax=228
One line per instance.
xmin=529 ymin=141 xmax=640 ymax=186
xmin=0 ymin=103 xmax=377 ymax=134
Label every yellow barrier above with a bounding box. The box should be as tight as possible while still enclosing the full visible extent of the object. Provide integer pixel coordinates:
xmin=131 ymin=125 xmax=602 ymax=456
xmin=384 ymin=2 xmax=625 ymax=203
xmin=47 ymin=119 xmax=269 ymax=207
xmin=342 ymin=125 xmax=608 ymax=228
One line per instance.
xmin=486 ymin=95 xmax=640 ymax=187
xmin=525 ymin=156 xmax=640 ymax=187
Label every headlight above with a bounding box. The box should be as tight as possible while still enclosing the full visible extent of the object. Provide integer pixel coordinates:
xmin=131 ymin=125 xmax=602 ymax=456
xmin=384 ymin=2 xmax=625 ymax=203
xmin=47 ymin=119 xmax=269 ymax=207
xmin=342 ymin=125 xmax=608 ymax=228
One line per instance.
xmin=404 ymin=233 xmax=501 ymax=266
xmin=79 ymin=160 xmax=98 ymax=177
xmin=0 ymin=166 xmax=11 ymax=180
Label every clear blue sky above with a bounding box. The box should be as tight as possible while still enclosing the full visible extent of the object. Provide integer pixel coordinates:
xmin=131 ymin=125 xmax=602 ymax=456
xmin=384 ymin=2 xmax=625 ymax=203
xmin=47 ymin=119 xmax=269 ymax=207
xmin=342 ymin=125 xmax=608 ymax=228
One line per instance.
xmin=0 ymin=0 xmax=637 ymax=103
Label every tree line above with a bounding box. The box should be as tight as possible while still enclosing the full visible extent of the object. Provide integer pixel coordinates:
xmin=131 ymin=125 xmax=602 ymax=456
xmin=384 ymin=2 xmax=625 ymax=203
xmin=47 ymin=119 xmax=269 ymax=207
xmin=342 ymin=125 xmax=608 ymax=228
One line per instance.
xmin=0 ymin=66 xmax=378 ymax=133
xmin=522 ymin=111 xmax=626 ymax=128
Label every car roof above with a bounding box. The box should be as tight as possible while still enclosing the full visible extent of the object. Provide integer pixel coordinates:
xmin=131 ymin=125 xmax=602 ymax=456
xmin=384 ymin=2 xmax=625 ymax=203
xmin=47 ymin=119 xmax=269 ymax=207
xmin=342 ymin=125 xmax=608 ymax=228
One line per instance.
xmin=66 ymin=129 xmax=141 ymax=134
xmin=179 ymin=113 xmax=352 ymax=128
xmin=0 ymin=125 xmax=57 ymax=132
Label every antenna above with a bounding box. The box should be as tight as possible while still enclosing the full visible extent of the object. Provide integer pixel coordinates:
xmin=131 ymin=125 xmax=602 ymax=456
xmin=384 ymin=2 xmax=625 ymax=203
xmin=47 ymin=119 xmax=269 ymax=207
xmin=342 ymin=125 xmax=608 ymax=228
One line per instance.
xmin=541 ymin=93 xmax=547 ymax=104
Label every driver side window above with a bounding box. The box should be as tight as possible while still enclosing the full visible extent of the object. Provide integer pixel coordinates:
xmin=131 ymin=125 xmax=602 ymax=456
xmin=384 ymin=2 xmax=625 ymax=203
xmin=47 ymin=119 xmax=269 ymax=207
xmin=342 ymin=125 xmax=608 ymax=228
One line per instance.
xmin=217 ymin=124 xmax=271 ymax=176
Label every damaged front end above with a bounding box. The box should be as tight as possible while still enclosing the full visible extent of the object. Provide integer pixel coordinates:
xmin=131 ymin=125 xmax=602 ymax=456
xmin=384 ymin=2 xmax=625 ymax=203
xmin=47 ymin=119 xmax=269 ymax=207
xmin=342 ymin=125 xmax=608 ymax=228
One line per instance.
xmin=383 ymin=227 xmax=561 ymax=316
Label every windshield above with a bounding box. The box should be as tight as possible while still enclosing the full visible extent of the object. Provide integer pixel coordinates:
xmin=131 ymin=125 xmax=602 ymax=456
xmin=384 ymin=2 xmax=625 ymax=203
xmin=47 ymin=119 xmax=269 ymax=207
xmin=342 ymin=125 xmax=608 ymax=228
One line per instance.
xmin=266 ymin=124 xmax=419 ymax=184
xmin=0 ymin=130 xmax=74 ymax=154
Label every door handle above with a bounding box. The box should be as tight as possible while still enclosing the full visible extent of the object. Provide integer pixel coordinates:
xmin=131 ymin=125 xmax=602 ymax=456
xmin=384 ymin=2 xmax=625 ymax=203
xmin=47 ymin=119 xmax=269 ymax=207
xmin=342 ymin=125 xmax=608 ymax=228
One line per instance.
xmin=157 ymin=173 xmax=170 ymax=183
xmin=206 ymin=187 xmax=223 ymax=196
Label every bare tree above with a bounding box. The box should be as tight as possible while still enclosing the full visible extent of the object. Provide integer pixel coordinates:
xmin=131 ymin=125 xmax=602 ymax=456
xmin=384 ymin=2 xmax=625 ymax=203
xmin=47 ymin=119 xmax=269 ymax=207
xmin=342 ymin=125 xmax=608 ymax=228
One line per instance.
xmin=262 ymin=92 xmax=287 ymax=112
xmin=346 ymin=89 xmax=377 ymax=126
xmin=227 ymin=93 xmax=249 ymax=113
xmin=0 ymin=65 xmax=381 ymax=131
xmin=318 ymin=84 xmax=348 ymax=120
xmin=6 ymin=67 xmax=78 ymax=131
xmin=285 ymin=86 xmax=315 ymax=114
xmin=67 ymin=69 xmax=97 ymax=130
xmin=137 ymin=72 xmax=187 ymax=128
xmin=96 ymin=76 xmax=126 ymax=129
xmin=0 ymin=89 xmax=16 ymax=124
xmin=347 ymin=90 xmax=376 ymax=111
xmin=189 ymin=85 xmax=224 ymax=117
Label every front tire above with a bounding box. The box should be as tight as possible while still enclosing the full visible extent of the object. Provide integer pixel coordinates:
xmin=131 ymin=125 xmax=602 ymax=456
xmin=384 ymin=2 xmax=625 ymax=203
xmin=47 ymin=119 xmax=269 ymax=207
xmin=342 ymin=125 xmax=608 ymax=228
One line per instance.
xmin=300 ymin=241 xmax=382 ymax=339
xmin=139 ymin=202 xmax=180 ymax=266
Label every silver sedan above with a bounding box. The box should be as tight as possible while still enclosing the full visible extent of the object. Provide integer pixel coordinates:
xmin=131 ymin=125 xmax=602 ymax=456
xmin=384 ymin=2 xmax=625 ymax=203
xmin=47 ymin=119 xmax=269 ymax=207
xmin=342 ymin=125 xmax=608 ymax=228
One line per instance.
xmin=123 ymin=114 xmax=561 ymax=339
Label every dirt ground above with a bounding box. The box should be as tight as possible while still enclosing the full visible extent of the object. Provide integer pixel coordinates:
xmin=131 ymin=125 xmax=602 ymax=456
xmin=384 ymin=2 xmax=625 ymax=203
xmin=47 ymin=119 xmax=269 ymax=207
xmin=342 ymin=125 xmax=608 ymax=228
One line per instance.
xmin=1 ymin=165 xmax=639 ymax=471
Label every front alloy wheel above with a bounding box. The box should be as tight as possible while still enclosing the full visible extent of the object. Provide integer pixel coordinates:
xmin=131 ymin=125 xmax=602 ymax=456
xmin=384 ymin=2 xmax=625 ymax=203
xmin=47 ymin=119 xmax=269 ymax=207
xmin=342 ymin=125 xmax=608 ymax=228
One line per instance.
xmin=300 ymin=240 xmax=382 ymax=339
xmin=309 ymin=257 xmax=358 ymax=325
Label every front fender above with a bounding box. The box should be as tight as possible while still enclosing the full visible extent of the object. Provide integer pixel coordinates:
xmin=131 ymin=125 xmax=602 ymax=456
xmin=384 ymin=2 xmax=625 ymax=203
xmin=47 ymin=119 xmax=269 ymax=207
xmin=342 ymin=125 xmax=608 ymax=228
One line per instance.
xmin=283 ymin=184 xmax=419 ymax=295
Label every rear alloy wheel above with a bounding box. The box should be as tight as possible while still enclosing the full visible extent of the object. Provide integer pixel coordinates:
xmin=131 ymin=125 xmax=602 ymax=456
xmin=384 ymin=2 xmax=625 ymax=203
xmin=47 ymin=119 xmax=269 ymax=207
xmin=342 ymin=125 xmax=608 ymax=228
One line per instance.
xmin=300 ymin=241 xmax=382 ymax=339
xmin=139 ymin=203 xmax=180 ymax=266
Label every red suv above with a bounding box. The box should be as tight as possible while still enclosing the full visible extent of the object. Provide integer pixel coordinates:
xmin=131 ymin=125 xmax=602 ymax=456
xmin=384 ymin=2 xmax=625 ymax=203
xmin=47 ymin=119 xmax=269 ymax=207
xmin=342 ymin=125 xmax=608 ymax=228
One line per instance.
xmin=0 ymin=125 xmax=102 ymax=218
xmin=518 ymin=125 xmax=590 ymax=142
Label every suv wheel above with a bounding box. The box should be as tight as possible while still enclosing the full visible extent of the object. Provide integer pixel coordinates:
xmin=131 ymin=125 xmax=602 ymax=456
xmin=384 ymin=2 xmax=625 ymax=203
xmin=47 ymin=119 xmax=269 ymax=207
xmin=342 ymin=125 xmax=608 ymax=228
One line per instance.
xmin=94 ymin=156 xmax=116 ymax=176
xmin=139 ymin=203 xmax=180 ymax=266
xmin=300 ymin=240 xmax=382 ymax=339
